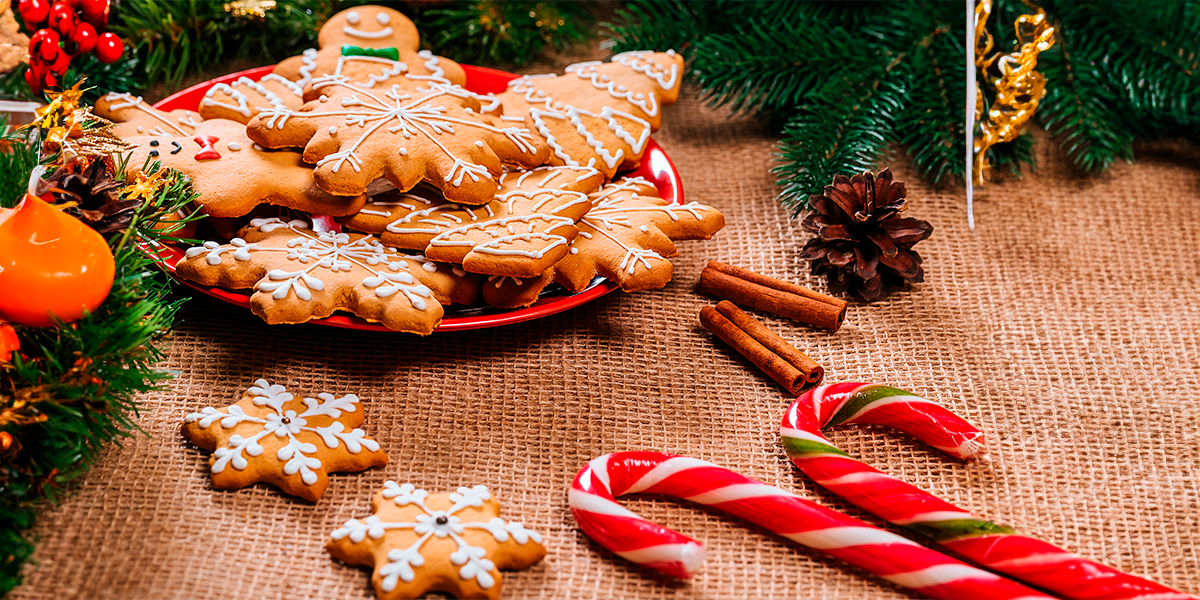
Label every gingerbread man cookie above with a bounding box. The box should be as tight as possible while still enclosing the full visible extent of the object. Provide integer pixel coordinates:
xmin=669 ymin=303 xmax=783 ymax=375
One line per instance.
xmin=246 ymin=78 xmax=548 ymax=203
xmin=175 ymin=218 xmax=480 ymax=334
xmin=96 ymin=92 xmax=205 ymax=139
xmin=272 ymin=5 xmax=465 ymax=94
xmin=493 ymin=51 xmax=684 ymax=178
xmin=123 ymin=119 xmax=368 ymax=218
xmin=329 ymin=482 xmax=545 ymax=600
xmin=197 ymin=74 xmax=305 ymax=124
xmin=183 ymin=379 xmax=387 ymax=502
xmin=483 ymin=176 xmax=725 ymax=308
xmin=340 ymin=165 xmax=605 ymax=278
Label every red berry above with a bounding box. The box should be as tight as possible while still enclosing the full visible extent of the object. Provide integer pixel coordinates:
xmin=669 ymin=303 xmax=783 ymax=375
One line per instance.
xmin=18 ymin=0 xmax=50 ymax=28
xmin=94 ymin=31 xmax=122 ymax=63
xmin=24 ymin=68 xmax=42 ymax=94
xmin=29 ymin=28 xmax=60 ymax=61
xmin=71 ymin=22 xmax=96 ymax=53
xmin=47 ymin=46 xmax=71 ymax=74
xmin=48 ymin=1 xmax=76 ymax=35
xmin=79 ymin=0 xmax=108 ymax=26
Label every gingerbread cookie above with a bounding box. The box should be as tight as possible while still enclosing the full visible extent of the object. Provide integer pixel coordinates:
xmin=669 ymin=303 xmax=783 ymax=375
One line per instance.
xmin=329 ymin=482 xmax=545 ymax=600
xmin=123 ymin=119 xmax=368 ymax=218
xmin=198 ymin=74 xmax=305 ymax=124
xmin=176 ymin=218 xmax=480 ymax=334
xmin=492 ymin=51 xmax=684 ymax=178
xmin=340 ymin=166 xmax=605 ymax=278
xmin=272 ymin=5 xmax=465 ymax=94
xmin=182 ymin=379 xmax=387 ymax=502
xmin=96 ymin=92 xmax=204 ymax=138
xmin=247 ymin=79 xmax=548 ymax=203
xmin=483 ymin=176 xmax=725 ymax=308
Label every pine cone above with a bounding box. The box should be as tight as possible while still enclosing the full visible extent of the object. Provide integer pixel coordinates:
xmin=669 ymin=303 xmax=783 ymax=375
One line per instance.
xmin=41 ymin=158 xmax=139 ymax=236
xmin=799 ymin=168 xmax=933 ymax=302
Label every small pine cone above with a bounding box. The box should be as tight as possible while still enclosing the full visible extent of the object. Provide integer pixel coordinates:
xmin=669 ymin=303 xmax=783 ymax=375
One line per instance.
xmin=798 ymin=168 xmax=933 ymax=302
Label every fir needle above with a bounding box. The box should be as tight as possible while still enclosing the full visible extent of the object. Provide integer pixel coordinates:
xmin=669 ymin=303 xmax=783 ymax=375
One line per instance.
xmin=966 ymin=0 xmax=976 ymax=230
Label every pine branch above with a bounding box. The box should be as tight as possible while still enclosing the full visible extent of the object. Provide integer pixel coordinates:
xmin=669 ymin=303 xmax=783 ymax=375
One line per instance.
xmin=416 ymin=1 xmax=593 ymax=67
xmin=0 ymin=122 xmax=37 ymax=204
xmin=895 ymin=23 xmax=967 ymax=188
xmin=773 ymin=76 xmax=903 ymax=214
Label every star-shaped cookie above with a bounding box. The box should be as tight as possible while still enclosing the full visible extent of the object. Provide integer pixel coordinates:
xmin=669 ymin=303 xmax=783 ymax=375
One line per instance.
xmin=492 ymin=51 xmax=684 ymax=178
xmin=96 ymin=92 xmax=204 ymax=139
xmin=123 ymin=119 xmax=368 ymax=218
xmin=339 ymin=165 xmax=605 ymax=278
xmin=329 ymin=482 xmax=545 ymax=600
xmin=175 ymin=217 xmax=480 ymax=334
xmin=482 ymin=176 xmax=725 ymax=308
xmin=183 ymin=378 xmax=388 ymax=502
xmin=247 ymin=79 xmax=548 ymax=203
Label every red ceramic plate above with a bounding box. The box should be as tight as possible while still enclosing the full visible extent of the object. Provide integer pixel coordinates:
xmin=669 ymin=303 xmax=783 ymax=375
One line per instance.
xmin=150 ymin=65 xmax=683 ymax=331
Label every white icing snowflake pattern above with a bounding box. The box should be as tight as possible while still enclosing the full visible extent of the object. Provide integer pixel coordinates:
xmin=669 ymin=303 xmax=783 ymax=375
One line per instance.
xmin=184 ymin=218 xmax=436 ymax=308
xmin=184 ymin=379 xmax=379 ymax=485
xmin=331 ymin=482 xmax=543 ymax=592
xmin=256 ymin=79 xmax=538 ymax=187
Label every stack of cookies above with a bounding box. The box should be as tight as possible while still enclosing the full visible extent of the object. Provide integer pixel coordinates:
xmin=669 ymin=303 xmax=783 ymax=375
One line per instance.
xmin=99 ymin=5 xmax=725 ymax=335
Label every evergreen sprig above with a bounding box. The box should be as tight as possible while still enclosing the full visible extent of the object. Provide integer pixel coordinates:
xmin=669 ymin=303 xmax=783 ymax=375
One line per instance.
xmin=416 ymin=1 xmax=593 ymax=67
xmin=607 ymin=0 xmax=1199 ymax=212
xmin=0 ymin=145 xmax=199 ymax=593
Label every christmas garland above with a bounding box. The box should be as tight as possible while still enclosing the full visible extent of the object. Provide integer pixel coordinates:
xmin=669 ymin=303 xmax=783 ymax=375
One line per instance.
xmin=606 ymin=0 xmax=1200 ymax=213
xmin=0 ymin=88 xmax=199 ymax=594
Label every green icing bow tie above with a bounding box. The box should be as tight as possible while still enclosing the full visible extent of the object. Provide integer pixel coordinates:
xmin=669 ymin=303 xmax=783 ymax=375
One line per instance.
xmin=340 ymin=45 xmax=400 ymax=61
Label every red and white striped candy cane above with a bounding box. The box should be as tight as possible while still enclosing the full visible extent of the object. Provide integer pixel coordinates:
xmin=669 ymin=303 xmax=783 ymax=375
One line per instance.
xmin=781 ymin=382 xmax=1197 ymax=600
xmin=569 ymin=451 xmax=1054 ymax=600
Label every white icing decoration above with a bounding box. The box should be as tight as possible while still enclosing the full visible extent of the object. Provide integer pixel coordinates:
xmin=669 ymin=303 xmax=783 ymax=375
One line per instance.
xmin=103 ymin=92 xmax=189 ymax=136
xmin=570 ymin=247 xmax=579 ymax=255
xmin=474 ymin=140 xmax=483 ymax=147
xmin=331 ymin=483 xmax=542 ymax=591
xmin=610 ymin=50 xmax=680 ymax=90
xmin=329 ymin=126 xmax=338 ymax=135
xmin=136 ymin=126 xmax=144 ymax=133
xmin=639 ymin=225 xmax=649 ymax=232
xmin=227 ymin=142 xmax=241 ymax=151
xmin=376 ymin=11 xmax=390 ymax=24
xmin=297 ymin=48 xmax=319 ymax=87
xmin=576 ymin=178 xmax=710 ymax=274
xmin=311 ymin=55 xmax=408 ymax=90
xmin=343 ymin=24 xmax=394 ymax=39
xmin=345 ymin=10 xmax=360 ymax=24
xmin=398 ymin=147 xmax=407 ymax=155
xmin=258 ymin=81 xmax=537 ymax=186
xmin=183 ymin=379 xmax=378 ymax=485
xmin=202 ymin=75 xmax=301 ymax=118
xmin=186 ymin=218 xmax=434 ymax=308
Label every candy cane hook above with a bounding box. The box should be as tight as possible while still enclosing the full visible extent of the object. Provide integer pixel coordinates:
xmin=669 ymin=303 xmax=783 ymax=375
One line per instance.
xmin=781 ymin=382 xmax=1197 ymax=600
xmin=569 ymin=451 xmax=1054 ymax=600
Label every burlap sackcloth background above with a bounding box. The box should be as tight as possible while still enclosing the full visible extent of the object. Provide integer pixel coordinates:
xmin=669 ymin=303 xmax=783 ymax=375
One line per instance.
xmin=11 ymin=47 xmax=1200 ymax=599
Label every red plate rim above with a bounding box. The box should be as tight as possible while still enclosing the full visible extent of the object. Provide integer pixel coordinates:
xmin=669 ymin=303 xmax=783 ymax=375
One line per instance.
xmin=150 ymin=64 xmax=684 ymax=332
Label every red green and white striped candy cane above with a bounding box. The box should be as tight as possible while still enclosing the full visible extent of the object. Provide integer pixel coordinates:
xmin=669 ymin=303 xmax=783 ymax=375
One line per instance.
xmin=781 ymin=382 xmax=1197 ymax=600
xmin=569 ymin=451 xmax=1055 ymax=600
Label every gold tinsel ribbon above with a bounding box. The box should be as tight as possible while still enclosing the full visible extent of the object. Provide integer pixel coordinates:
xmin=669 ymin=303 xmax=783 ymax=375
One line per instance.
xmin=972 ymin=0 xmax=1056 ymax=185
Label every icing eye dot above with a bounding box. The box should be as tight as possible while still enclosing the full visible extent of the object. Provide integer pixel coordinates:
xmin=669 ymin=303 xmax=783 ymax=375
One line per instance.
xmin=398 ymin=147 xmax=408 ymax=155
xmin=376 ymin=11 xmax=390 ymax=24
xmin=345 ymin=11 xmax=360 ymax=24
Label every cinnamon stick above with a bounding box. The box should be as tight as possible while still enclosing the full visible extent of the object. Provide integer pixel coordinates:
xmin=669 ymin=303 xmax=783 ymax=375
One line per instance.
xmin=697 ymin=261 xmax=847 ymax=331
xmin=700 ymin=300 xmax=824 ymax=395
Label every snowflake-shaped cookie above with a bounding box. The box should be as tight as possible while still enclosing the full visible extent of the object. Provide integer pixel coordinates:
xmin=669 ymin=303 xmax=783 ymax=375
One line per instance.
xmin=492 ymin=51 xmax=684 ymax=179
xmin=483 ymin=176 xmax=725 ymax=308
xmin=339 ymin=165 xmax=605 ymax=278
xmin=174 ymin=218 xmax=480 ymax=334
xmin=328 ymin=482 xmax=545 ymax=600
xmin=182 ymin=379 xmax=387 ymax=502
xmin=247 ymin=77 xmax=548 ymax=203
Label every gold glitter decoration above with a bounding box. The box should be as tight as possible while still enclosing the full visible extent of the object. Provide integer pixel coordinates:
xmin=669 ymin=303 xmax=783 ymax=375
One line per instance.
xmin=121 ymin=167 xmax=167 ymax=203
xmin=223 ymin=0 xmax=276 ymax=20
xmin=25 ymin=81 xmax=134 ymax=164
xmin=972 ymin=0 xmax=1055 ymax=184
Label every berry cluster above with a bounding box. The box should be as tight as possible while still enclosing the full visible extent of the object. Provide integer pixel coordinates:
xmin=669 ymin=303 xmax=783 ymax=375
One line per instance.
xmin=17 ymin=0 xmax=123 ymax=93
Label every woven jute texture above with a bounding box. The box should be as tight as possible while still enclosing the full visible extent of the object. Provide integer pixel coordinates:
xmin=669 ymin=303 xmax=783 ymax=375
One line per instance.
xmin=12 ymin=62 xmax=1200 ymax=599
